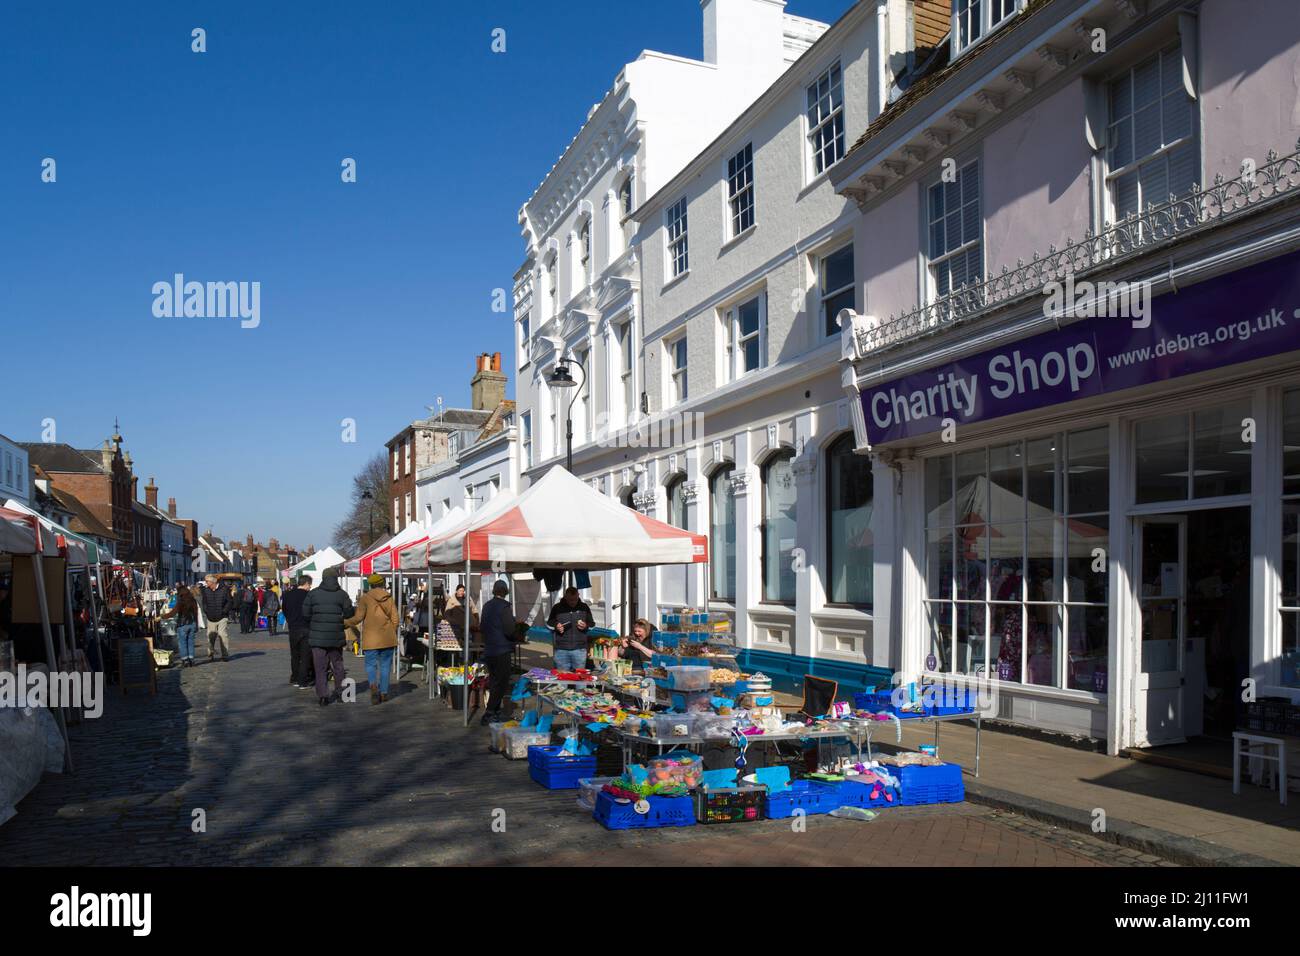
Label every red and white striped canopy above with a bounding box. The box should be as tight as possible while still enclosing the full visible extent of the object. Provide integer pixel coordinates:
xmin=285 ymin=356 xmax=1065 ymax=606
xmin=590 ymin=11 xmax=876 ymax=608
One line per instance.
xmin=0 ymin=506 xmax=42 ymax=555
xmin=419 ymin=465 xmax=708 ymax=571
xmin=396 ymin=506 xmax=466 ymax=572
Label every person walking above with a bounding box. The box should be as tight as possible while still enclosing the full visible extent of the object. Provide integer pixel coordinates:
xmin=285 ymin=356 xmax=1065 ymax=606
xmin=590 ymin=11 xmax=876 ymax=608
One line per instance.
xmin=281 ymin=575 xmax=314 ymax=688
xmin=199 ymin=574 xmax=234 ymax=662
xmin=241 ymin=583 xmax=259 ymax=633
xmin=345 ymin=573 xmax=399 ymax=705
xmin=478 ymin=579 xmax=517 ymax=726
xmin=261 ymin=582 xmax=281 ymax=636
xmin=302 ymin=567 xmax=354 ymax=706
xmin=162 ymin=584 xmax=200 ymax=667
xmin=547 ymin=586 xmax=594 ymax=672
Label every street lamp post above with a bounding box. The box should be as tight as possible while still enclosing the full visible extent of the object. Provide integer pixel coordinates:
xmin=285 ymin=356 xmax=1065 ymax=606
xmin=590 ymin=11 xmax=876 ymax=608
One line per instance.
xmin=546 ymin=355 xmax=586 ymax=472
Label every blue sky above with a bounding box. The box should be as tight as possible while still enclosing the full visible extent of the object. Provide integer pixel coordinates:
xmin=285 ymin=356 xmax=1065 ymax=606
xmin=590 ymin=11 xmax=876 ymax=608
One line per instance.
xmin=0 ymin=0 xmax=853 ymax=550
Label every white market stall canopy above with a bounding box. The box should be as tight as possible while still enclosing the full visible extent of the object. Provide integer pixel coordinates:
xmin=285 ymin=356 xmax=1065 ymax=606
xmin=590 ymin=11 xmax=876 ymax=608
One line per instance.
xmin=344 ymin=532 xmax=397 ymax=576
xmin=420 ymin=465 xmax=709 ymax=572
xmin=3 ymin=499 xmax=95 ymax=565
xmin=386 ymin=506 xmax=467 ymax=573
xmin=287 ymin=546 xmax=347 ymax=583
xmin=0 ymin=506 xmax=43 ymax=555
xmin=370 ymin=520 xmax=432 ymax=574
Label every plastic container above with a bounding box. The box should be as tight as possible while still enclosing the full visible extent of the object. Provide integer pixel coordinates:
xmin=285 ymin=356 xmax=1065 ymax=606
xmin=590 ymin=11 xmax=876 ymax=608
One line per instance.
xmin=647 ymin=713 xmax=698 ymax=739
xmin=502 ymin=728 xmax=552 ymax=760
xmin=698 ymin=786 xmax=765 ymax=824
xmin=644 ymin=752 xmax=704 ymax=789
xmin=593 ymin=791 xmax=696 ymax=830
xmin=577 ymin=776 xmax=617 ymax=811
xmin=891 ymin=763 xmax=966 ymax=806
xmin=764 ymin=779 xmax=845 ymax=819
xmin=694 ymin=714 xmax=737 ymax=738
xmin=666 ymin=665 xmax=712 ymax=691
xmin=487 ymin=722 xmax=513 ymax=753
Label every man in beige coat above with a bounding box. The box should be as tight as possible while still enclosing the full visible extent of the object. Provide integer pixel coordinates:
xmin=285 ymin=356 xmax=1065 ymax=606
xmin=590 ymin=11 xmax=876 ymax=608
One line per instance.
xmin=346 ymin=573 xmax=399 ymax=704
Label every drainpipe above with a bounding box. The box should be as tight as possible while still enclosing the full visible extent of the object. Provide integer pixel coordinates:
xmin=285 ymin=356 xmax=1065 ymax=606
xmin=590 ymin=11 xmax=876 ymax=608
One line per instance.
xmin=874 ymin=0 xmax=889 ymax=118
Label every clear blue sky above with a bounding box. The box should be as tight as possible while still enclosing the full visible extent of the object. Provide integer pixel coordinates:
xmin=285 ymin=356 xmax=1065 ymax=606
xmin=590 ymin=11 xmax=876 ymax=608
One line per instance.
xmin=0 ymin=0 xmax=853 ymax=550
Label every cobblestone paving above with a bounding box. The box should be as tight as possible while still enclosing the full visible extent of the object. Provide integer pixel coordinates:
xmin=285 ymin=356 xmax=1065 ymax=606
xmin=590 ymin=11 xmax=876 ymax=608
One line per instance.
xmin=1 ymin=633 xmax=1167 ymax=866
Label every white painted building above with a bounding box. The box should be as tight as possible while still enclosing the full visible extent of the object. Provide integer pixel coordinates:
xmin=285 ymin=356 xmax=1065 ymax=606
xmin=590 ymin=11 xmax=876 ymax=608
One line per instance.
xmin=514 ymin=0 xmax=840 ymax=629
xmin=415 ymin=416 xmax=519 ymax=526
xmin=0 ymin=434 xmax=31 ymax=506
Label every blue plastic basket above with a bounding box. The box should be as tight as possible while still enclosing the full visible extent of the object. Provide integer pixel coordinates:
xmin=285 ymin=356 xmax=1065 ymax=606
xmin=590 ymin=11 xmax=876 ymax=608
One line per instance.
xmin=527 ymin=745 xmax=596 ymax=789
xmin=763 ymin=779 xmax=845 ymax=818
xmin=839 ymin=775 xmax=901 ymax=808
xmin=893 ymin=763 xmax=965 ymax=806
xmin=593 ymin=791 xmax=697 ymax=829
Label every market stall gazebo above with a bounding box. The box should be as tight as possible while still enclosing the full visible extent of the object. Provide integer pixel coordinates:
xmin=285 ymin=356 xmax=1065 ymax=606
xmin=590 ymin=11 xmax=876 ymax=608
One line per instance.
xmin=412 ymin=466 xmax=709 ymax=723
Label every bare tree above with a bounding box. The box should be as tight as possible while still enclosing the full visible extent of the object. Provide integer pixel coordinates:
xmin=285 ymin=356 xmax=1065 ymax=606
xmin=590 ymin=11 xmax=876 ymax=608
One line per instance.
xmin=332 ymin=452 xmax=392 ymax=556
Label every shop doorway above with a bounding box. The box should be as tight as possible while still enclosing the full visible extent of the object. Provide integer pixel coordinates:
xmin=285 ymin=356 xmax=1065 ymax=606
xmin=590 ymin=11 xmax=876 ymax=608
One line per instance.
xmin=1134 ymin=507 xmax=1250 ymax=746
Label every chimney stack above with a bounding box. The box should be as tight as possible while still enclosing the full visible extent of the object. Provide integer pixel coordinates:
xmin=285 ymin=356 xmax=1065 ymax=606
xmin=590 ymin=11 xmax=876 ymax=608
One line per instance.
xmin=471 ymin=351 xmax=508 ymax=411
xmin=145 ymin=477 xmax=158 ymax=509
xmin=167 ymin=497 xmax=177 ymax=518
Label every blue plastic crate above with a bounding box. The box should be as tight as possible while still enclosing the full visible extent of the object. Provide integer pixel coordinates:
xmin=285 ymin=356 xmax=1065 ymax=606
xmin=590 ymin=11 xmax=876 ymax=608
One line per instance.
xmin=893 ymin=763 xmax=965 ymax=806
xmin=839 ymin=775 xmax=901 ymax=808
xmin=764 ymin=780 xmax=844 ymax=818
xmin=527 ymin=745 xmax=597 ymax=788
xmin=529 ymin=763 xmax=593 ymax=789
xmin=593 ymin=791 xmax=697 ymax=829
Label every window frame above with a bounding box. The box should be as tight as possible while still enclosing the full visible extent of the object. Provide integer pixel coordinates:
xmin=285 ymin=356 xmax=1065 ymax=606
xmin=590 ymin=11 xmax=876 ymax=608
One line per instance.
xmin=518 ymin=314 xmax=531 ymax=368
xmin=666 ymin=197 xmax=689 ymax=279
xmin=723 ymin=292 xmax=766 ymax=383
xmin=819 ymin=241 xmax=855 ymax=339
xmin=1103 ymin=42 xmax=1199 ymax=223
xmin=619 ymin=173 xmax=634 ymax=219
xmin=521 ymin=411 xmax=533 ymax=469
xmin=726 ymin=142 xmax=755 ymax=238
xmin=617 ymin=319 xmax=635 ymax=422
xmin=668 ymin=333 xmax=689 ymax=406
xmin=952 ymin=0 xmax=1024 ymax=58
xmin=925 ymin=157 xmax=984 ymax=302
xmin=806 ymin=61 xmax=845 ymax=177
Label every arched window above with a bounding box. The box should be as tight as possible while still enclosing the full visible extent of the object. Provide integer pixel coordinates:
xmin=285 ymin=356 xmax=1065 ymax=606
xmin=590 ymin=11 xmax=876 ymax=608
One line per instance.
xmin=761 ymin=450 xmax=796 ymax=603
xmin=710 ymin=466 xmax=736 ymax=601
xmin=826 ymin=434 xmax=872 ymax=606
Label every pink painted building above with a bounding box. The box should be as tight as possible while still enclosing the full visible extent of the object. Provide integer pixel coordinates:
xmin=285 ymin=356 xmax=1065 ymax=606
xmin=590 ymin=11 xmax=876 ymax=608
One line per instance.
xmin=833 ymin=0 xmax=1300 ymax=752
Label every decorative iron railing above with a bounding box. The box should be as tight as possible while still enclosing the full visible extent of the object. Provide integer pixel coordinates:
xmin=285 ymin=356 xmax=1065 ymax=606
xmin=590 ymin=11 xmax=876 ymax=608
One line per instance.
xmin=854 ymin=139 xmax=1300 ymax=358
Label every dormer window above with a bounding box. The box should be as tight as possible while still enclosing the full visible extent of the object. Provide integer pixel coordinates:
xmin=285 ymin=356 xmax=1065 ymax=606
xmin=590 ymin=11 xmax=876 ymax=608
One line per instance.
xmin=952 ymin=0 xmax=1022 ymax=58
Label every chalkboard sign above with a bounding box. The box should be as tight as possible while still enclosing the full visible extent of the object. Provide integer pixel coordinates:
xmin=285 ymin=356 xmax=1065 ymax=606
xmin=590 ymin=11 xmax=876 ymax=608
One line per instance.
xmin=118 ymin=637 xmax=156 ymax=695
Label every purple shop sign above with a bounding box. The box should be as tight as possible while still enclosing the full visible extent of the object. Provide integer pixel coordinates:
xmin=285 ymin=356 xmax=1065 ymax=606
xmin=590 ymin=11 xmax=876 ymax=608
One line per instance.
xmin=862 ymin=249 xmax=1300 ymax=445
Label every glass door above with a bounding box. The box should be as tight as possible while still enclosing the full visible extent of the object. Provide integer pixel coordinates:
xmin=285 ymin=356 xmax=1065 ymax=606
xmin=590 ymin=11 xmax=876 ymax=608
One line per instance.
xmin=1135 ymin=515 xmax=1187 ymax=746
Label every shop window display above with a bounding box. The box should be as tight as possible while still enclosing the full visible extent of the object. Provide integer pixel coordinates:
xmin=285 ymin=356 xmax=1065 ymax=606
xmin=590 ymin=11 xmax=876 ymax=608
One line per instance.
xmin=924 ymin=427 xmax=1109 ymax=691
